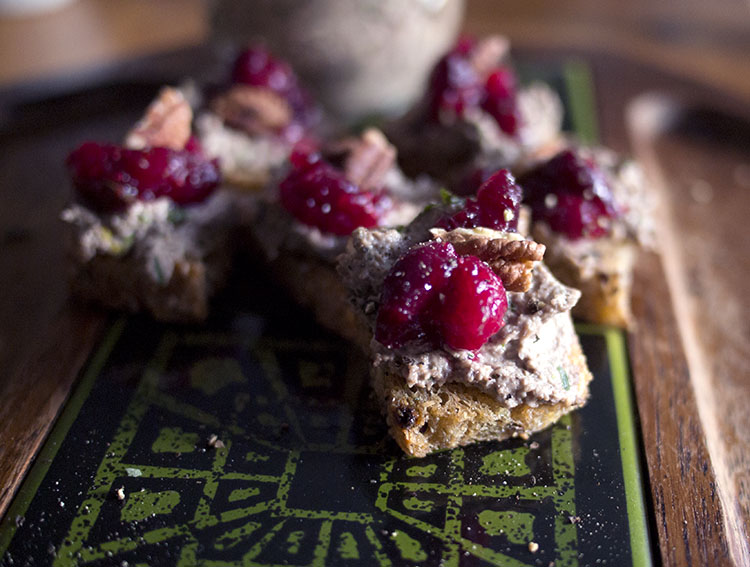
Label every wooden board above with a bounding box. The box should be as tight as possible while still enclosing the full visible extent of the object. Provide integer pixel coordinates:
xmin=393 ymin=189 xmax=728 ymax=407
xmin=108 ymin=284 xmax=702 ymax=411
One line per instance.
xmin=0 ymin=44 xmax=747 ymax=565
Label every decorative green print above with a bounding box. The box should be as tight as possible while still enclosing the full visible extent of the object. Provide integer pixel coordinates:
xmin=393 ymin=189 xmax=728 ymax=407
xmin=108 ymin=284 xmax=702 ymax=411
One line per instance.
xmin=336 ymin=531 xmax=360 ymax=559
xmin=152 ymin=427 xmax=201 ymax=453
xmin=190 ymin=357 xmax=246 ymax=396
xmin=390 ymin=530 xmax=428 ymax=562
xmin=405 ymin=464 xmax=437 ymax=478
xmin=479 ymin=447 xmax=531 ymax=477
xmin=120 ymin=490 xmax=181 ymax=523
xmin=478 ymin=511 xmax=535 ymax=543
xmin=228 ymin=487 xmax=261 ymax=503
xmin=403 ymin=496 xmax=434 ymax=513
xmin=34 ymin=329 xmax=583 ymax=567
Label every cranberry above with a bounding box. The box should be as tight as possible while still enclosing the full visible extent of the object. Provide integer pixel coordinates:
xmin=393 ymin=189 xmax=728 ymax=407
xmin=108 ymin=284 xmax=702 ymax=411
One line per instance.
xmin=426 ymin=40 xmax=521 ymax=136
xmin=279 ymin=146 xmax=391 ymax=236
xmin=66 ymin=142 xmax=220 ymax=213
xmin=427 ymin=53 xmax=483 ymax=121
xmin=436 ymin=169 xmax=522 ymax=232
xmin=183 ymin=134 xmax=204 ymax=155
xmin=519 ymin=149 xmax=619 ymax=239
xmin=485 ymin=68 xmax=517 ymax=100
xmin=232 ymin=46 xmax=294 ymax=96
xmin=439 ymin=255 xmax=507 ymax=350
xmin=375 ymin=241 xmax=458 ymax=348
xmin=482 ymin=98 xmax=521 ymax=137
xmin=481 ymin=67 xmax=521 ymax=136
xmin=230 ymin=46 xmax=311 ymax=126
xmin=538 ymin=193 xmax=611 ymax=238
xmin=453 ymin=35 xmax=477 ymax=56
xmin=375 ymin=241 xmax=507 ymax=351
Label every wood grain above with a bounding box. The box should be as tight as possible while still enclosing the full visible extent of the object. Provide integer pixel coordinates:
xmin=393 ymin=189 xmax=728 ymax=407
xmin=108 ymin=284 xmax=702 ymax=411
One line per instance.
xmin=0 ymin=0 xmax=209 ymax=88
xmin=463 ymin=0 xmax=750 ymax=103
xmin=627 ymin=96 xmax=750 ymax=565
xmin=628 ymin=252 xmax=735 ymax=566
xmin=576 ymin=49 xmax=750 ymax=565
xmin=0 ymin=308 xmax=105 ymax=520
xmin=0 ymin=0 xmax=748 ymax=103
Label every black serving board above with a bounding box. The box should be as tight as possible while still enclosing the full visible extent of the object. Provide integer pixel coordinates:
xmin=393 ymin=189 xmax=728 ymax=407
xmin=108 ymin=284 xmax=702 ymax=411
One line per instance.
xmin=0 ymin=57 xmax=653 ymax=567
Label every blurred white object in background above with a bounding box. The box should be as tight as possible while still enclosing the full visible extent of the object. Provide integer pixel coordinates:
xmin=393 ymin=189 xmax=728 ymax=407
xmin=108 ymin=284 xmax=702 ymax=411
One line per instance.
xmin=0 ymin=0 xmax=76 ymax=17
xmin=211 ymin=0 xmax=465 ymax=122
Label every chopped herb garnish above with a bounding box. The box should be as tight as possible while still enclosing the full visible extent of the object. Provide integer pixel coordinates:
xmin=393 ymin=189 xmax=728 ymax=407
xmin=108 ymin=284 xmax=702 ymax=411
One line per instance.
xmin=153 ymin=258 xmax=165 ymax=286
xmin=439 ymin=187 xmax=464 ymax=207
xmin=167 ymin=206 xmax=187 ymax=224
xmin=558 ymin=366 xmax=570 ymax=390
xmin=115 ymin=234 xmax=135 ymax=256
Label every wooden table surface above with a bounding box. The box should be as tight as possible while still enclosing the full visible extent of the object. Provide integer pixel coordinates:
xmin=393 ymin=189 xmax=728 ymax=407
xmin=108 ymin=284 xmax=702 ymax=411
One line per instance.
xmin=0 ymin=1 xmax=748 ymax=565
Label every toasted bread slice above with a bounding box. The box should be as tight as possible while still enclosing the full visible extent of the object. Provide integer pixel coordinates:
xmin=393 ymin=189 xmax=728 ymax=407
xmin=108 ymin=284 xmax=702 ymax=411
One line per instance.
xmin=374 ymin=326 xmax=591 ymax=457
xmin=385 ymin=35 xmax=564 ymax=189
xmin=522 ymin=149 xmax=655 ymax=328
xmin=339 ymin=226 xmax=593 ymax=457
xmin=532 ymin=222 xmax=636 ymax=327
xmin=63 ymin=192 xmax=236 ymax=322
xmin=254 ymin=224 xmax=592 ymax=458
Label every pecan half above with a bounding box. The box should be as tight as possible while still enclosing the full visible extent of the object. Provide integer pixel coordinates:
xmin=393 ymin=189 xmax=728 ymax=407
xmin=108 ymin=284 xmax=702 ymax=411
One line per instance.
xmin=470 ymin=36 xmax=510 ymax=78
xmin=125 ymin=87 xmax=193 ymax=150
xmin=343 ymin=128 xmax=396 ymax=191
xmin=432 ymin=227 xmax=545 ymax=292
xmin=211 ymin=85 xmax=292 ymax=135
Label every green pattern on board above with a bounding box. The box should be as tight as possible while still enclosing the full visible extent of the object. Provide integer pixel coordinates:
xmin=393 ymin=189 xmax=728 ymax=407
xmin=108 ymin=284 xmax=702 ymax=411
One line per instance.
xmin=478 ymin=510 xmax=535 ymax=543
xmin=45 ymin=329 xmax=580 ymax=567
xmin=479 ymin=447 xmax=531 ymax=477
xmin=120 ymin=490 xmax=181 ymax=523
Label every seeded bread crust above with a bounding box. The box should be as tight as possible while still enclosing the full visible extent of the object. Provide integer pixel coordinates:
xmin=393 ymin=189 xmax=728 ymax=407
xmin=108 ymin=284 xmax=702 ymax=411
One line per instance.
xmin=374 ymin=332 xmax=591 ymax=457
xmin=64 ymin=194 xmax=237 ymax=323
xmin=532 ymin=222 xmax=636 ymax=327
xmin=267 ymin=248 xmax=592 ymax=458
xmin=334 ymin=226 xmax=593 ymax=457
xmin=68 ymin=252 xmax=230 ymax=322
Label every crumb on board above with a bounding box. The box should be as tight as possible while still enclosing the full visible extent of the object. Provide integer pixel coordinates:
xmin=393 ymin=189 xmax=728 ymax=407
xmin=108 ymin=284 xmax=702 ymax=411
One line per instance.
xmin=115 ymin=486 xmax=125 ymax=501
xmin=207 ymin=434 xmax=225 ymax=449
xmin=528 ymin=541 xmax=539 ymax=553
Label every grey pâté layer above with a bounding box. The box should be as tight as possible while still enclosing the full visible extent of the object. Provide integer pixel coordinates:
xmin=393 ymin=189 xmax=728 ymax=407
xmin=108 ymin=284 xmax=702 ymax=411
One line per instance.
xmin=338 ymin=224 xmax=588 ymax=409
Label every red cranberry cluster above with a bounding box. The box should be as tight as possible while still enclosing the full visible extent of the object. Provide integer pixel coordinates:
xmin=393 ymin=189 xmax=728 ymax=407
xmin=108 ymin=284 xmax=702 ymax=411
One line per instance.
xmin=66 ymin=137 xmax=220 ymax=213
xmin=426 ymin=37 xmax=521 ymax=136
xmin=279 ymin=147 xmax=392 ymax=236
xmin=231 ymin=46 xmax=314 ymax=137
xmin=519 ymin=149 xmax=620 ymax=239
xmin=375 ymin=241 xmax=507 ymax=351
xmin=436 ymin=169 xmax=523 ymax=232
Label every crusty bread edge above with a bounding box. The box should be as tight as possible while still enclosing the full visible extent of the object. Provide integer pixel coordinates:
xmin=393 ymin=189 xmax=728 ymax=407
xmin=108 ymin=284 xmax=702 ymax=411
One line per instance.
xmin=67 ymin=244 xmax=233 ymax=323
xmin=542 ymin=240 xmax=636 ymax=328
xmin=267 ymin=253 xmax=593 ymax=458
xmin=374 ymin=331 xmax=592 ymax=457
